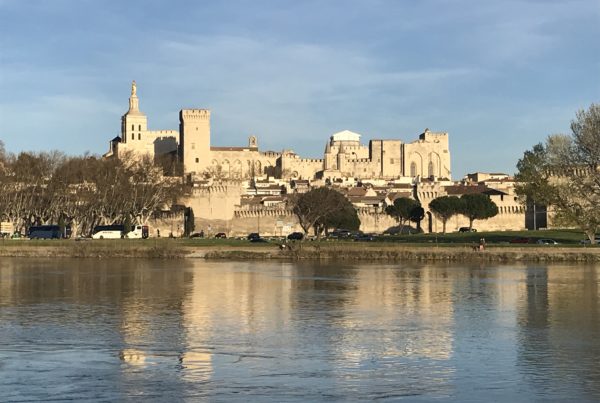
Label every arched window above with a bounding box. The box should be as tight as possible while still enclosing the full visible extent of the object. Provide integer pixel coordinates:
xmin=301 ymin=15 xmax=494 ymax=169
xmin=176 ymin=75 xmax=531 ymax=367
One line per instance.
xmin=410 ymin=162 xmax=417 ymax=177
xmin=428 ymin=161 xmax=434 ymax=177
xmin=138 ymin=133 xmax=141 ymax=140
xmin=131 ymin=133 xmax=134 ymax=140
xmin=131 ymin=124 xmax=134 ymax=131
xmin=138 ymin=124 xmax=141 ymax=131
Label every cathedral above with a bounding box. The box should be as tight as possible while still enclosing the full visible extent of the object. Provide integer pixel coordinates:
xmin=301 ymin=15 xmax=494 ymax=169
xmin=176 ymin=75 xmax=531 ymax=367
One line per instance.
xmin=105 ymin=82 xmax=452 ymax=181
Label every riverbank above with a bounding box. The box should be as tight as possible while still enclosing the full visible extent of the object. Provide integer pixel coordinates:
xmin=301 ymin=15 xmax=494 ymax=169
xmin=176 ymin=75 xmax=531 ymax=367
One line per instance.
xmin=2 ymin=239 xmax=600 ymax=262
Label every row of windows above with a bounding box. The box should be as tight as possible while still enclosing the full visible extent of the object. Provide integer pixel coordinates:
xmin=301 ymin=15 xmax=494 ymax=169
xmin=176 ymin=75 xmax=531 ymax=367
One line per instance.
xmin=410 ymin=162 xmax=437 ymax=177
xmin=131 ymin=133 xmax=141 ymax=140
xmin=131 ymin=124 xmax=142 ymax=131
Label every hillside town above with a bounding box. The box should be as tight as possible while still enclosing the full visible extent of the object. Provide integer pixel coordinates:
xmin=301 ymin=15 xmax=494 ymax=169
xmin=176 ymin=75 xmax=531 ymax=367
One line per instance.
xmin=0 ymin=81 xmax=537 ymax=239
xmin=101 ymin=82 xmax=530 ymax=238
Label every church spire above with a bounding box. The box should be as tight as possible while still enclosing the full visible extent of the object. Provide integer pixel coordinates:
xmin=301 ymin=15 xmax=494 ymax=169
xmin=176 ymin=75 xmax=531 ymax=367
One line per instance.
xmin=128 ymin=80 xmax=139 ymax=112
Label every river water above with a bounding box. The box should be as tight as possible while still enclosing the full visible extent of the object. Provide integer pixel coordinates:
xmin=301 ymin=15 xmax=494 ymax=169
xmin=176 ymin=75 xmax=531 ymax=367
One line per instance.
xmin=0 ymin=259 xmax=599 ymax=402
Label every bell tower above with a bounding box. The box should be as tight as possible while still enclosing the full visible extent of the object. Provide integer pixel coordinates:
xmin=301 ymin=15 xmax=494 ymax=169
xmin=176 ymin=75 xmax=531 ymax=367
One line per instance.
xmin=121 ymin=80 xmax=148 ymax=145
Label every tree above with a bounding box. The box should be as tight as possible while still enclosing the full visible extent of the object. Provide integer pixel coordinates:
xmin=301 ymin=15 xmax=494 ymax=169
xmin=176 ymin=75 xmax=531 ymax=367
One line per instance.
xmin=123 ymin=214 xmax=133 ymax=236
xmin=385 ymin=197 xmax=419 ymax=232
xmin=515 ymin=104 xmax=600 ymax=242
xmin=292 ymin=187 xmax=359 ymax=239
xmin=459 ymin=193 xmax=498 ymax=230
xmin=429 ymin=196 xmax=461 ymax=233
xmin=320 ymin=203 xmax=360 ymax=234
xmin=184 ymin=207 xmax=195 ymax=237
xmin=409 ymin=205 xmax=425 ymax=232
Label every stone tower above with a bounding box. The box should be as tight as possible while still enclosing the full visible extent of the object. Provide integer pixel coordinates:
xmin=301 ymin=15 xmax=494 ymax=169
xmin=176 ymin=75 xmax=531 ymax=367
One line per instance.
xmin=121 ymin=81 xmax=148 ymax=146
xmin=180 ymin=109 xmax=211 ymax=175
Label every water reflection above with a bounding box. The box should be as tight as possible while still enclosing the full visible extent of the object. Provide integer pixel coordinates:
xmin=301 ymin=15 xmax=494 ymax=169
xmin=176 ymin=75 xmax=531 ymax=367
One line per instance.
xmin=0 ymin=259 xmax=599 ymax=401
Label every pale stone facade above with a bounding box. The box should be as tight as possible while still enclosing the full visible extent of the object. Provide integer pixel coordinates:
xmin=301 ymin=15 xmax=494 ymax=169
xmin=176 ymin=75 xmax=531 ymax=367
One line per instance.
xmin=323 ymin=129 xmax=451 ymax=180
xmin=103 ymin=83 xmax=528 ymax=236
xmin=106 ymin=82 xmax=451 ymax=182
xmin=104 ymin=82 xmax=178 ymax=159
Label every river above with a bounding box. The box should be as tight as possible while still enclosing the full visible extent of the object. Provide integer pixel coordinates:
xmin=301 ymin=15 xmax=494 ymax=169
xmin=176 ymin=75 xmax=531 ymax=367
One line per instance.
xmin=1 ymin=259 xmax=599 ymax=401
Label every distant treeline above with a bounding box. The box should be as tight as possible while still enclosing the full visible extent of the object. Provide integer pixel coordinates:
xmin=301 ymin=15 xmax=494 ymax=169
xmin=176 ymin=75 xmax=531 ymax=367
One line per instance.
xmin=0 ymin=142 xmax=183 ymax=237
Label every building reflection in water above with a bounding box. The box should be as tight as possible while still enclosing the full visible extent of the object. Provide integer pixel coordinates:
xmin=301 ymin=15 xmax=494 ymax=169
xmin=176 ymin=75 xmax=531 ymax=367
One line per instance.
xmin=2 ymin=258 xmax=600 ymax=400
xmin=517 ymin=264 xmax=600 ymax=399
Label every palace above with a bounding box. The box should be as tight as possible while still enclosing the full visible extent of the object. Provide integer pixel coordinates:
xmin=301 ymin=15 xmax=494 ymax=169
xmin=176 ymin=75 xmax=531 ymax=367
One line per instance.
xmin=105 ymin=82 xmax=452 ymax=182
xmin=100 ymin=82 xmax=529 ymax=237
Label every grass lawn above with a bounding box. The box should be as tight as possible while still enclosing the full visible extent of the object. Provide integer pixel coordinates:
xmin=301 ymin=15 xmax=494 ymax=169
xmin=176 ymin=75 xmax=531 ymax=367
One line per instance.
xmin=371 ymin=229 xmax=589 ymax=246
xmin=0 ymin=229 xmax=595 ymax=249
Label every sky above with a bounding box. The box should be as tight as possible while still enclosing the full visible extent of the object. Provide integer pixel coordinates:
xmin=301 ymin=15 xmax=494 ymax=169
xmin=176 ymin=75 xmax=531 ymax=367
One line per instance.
xmin=0 ymin=0 xmax=598 ymax=178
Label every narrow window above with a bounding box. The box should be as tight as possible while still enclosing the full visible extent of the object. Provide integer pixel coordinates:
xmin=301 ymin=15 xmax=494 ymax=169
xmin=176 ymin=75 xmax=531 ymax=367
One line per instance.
xmin=131 ymin=133 xmax=134 ymax=140
xmin=428 ymin=161 xmax=434 ymax=177
xmin=138 ymin=124 xmax=141 ymax=131
xmin=410 ymin=162 xmax=417 ymax=177
xmin=131 ymin=124 xmax=134 ymax=131
xmin=138 ymin=133 xmax=141 ymax=140
xmin=195 ymin=158 xmax=199 ymax=163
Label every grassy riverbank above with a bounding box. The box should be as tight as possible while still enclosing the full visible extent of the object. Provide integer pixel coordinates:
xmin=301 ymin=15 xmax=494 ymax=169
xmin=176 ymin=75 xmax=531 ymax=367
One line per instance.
xmin=1 ymin=229 xmax=600 ymax=262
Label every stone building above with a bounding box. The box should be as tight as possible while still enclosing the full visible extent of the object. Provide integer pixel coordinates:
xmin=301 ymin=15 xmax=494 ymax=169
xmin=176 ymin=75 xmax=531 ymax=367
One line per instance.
xmin=105 ymin=82 xmax=452 ymax=182
xmin=104 ymin=81 xmax=178 ymax=159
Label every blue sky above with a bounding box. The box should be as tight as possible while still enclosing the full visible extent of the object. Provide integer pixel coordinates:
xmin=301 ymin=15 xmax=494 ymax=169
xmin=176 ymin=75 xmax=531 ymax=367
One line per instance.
xmin=0 ymin=0 xmax=598 ymax=178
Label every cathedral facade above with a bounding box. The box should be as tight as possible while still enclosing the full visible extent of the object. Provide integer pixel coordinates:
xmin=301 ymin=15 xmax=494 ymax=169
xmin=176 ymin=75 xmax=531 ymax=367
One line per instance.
xmin=106 ymin=82 xmax=452 ymax=181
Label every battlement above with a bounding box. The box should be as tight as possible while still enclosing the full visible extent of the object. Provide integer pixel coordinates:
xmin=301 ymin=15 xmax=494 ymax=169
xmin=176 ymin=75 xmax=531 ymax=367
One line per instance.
xmin=149 ymin=130 xmax=178 ymax=134
xmin=234 ymin=208 xmax=293 ymax=218
xmin=191 ymin=183 xmax=240 ymax=195
xmin=180 ymin=109 xmax=210 ymax=120
xmin=419 ymin=130 xmax=448 ymax=142
xmin=284 ymin=154 xmax=323 ymax=163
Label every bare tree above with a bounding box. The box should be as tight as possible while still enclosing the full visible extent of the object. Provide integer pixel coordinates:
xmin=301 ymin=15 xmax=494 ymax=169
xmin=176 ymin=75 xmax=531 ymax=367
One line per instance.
xmin=291 ymin=187 xmax=357 ymax=239
xmin=516 ymin=104 xmax=600 ymax=242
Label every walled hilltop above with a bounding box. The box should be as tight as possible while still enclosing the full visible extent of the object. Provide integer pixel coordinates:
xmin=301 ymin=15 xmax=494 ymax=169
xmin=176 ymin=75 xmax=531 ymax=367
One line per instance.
xmin=105 ymin=82 xmax=451 ymax=182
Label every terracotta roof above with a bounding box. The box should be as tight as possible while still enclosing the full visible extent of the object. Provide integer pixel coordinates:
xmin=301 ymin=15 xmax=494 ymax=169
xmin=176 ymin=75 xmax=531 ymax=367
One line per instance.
xmin=388 ymin=183 xmax=413 ymax=189
xmin=346 ymin=187 xmax=368 ymax=197
xmin=444 ymin=185 xmax=490 ymax=195
xmin=387 ymin=191 xmax=412 ymax=200
xmin=262 ymin=196 xmax=285 ymax=202
xmin=349 ymin=196 xmax=385 ymax=204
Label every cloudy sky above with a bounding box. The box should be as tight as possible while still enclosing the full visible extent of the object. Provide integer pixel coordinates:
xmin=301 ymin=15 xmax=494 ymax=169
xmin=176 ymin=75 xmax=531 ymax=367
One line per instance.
xmin=0 ymin=0 xmax=598 ymax=177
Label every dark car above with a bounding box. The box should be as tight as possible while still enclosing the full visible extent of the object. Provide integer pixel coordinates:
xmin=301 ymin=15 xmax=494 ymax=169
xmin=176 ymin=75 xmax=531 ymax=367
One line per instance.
xmin=459 ymin=227 xmax=477 ymax=233
xmin=287 ymin=232 xmax=304 ymax=240
xmin=510 ymin=237 xmax=531 ymax=244
xmin=247 ymin=232 xmax=260 ymax=240
xmin=329 ymin=229 xmax=351 ymax=239
xmin=353 ymin=233 xmax=374 ymax=242
xmin=215 ymin=232 xmax=227 ymax=239
xmin=250 ymin=237 xmax=268 ymax=243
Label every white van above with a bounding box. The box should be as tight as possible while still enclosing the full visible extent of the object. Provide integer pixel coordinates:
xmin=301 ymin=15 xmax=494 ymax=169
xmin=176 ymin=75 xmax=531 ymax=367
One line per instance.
xmin=126 ymin=225 xmax=149 ymax=239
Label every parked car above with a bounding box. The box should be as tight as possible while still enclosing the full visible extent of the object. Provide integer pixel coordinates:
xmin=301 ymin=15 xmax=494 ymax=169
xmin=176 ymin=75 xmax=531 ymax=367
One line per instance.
xmin=536 ymin=239 xmax=558 ymax=245
xmin=580 ymin=237 xmax=600 ymax=245
xmin=459 ymin=227 xmax=477 ymax=233
xmin=247 ymin=232 xmax=261 ymax=241
xmin=215 ymin=232 xmax=227 ymax=239
xmin=510 ymin=237 xmax=531 ymax=244
xmin=329 ymin=229 xmax=351 ymax=239
xmin=353 ymin=233 xmax=374 ymax=242
xmin=250 ymin=237 xmax=268 ymax=243
xmin=287 ymin=232 xmax=304 ymax=240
